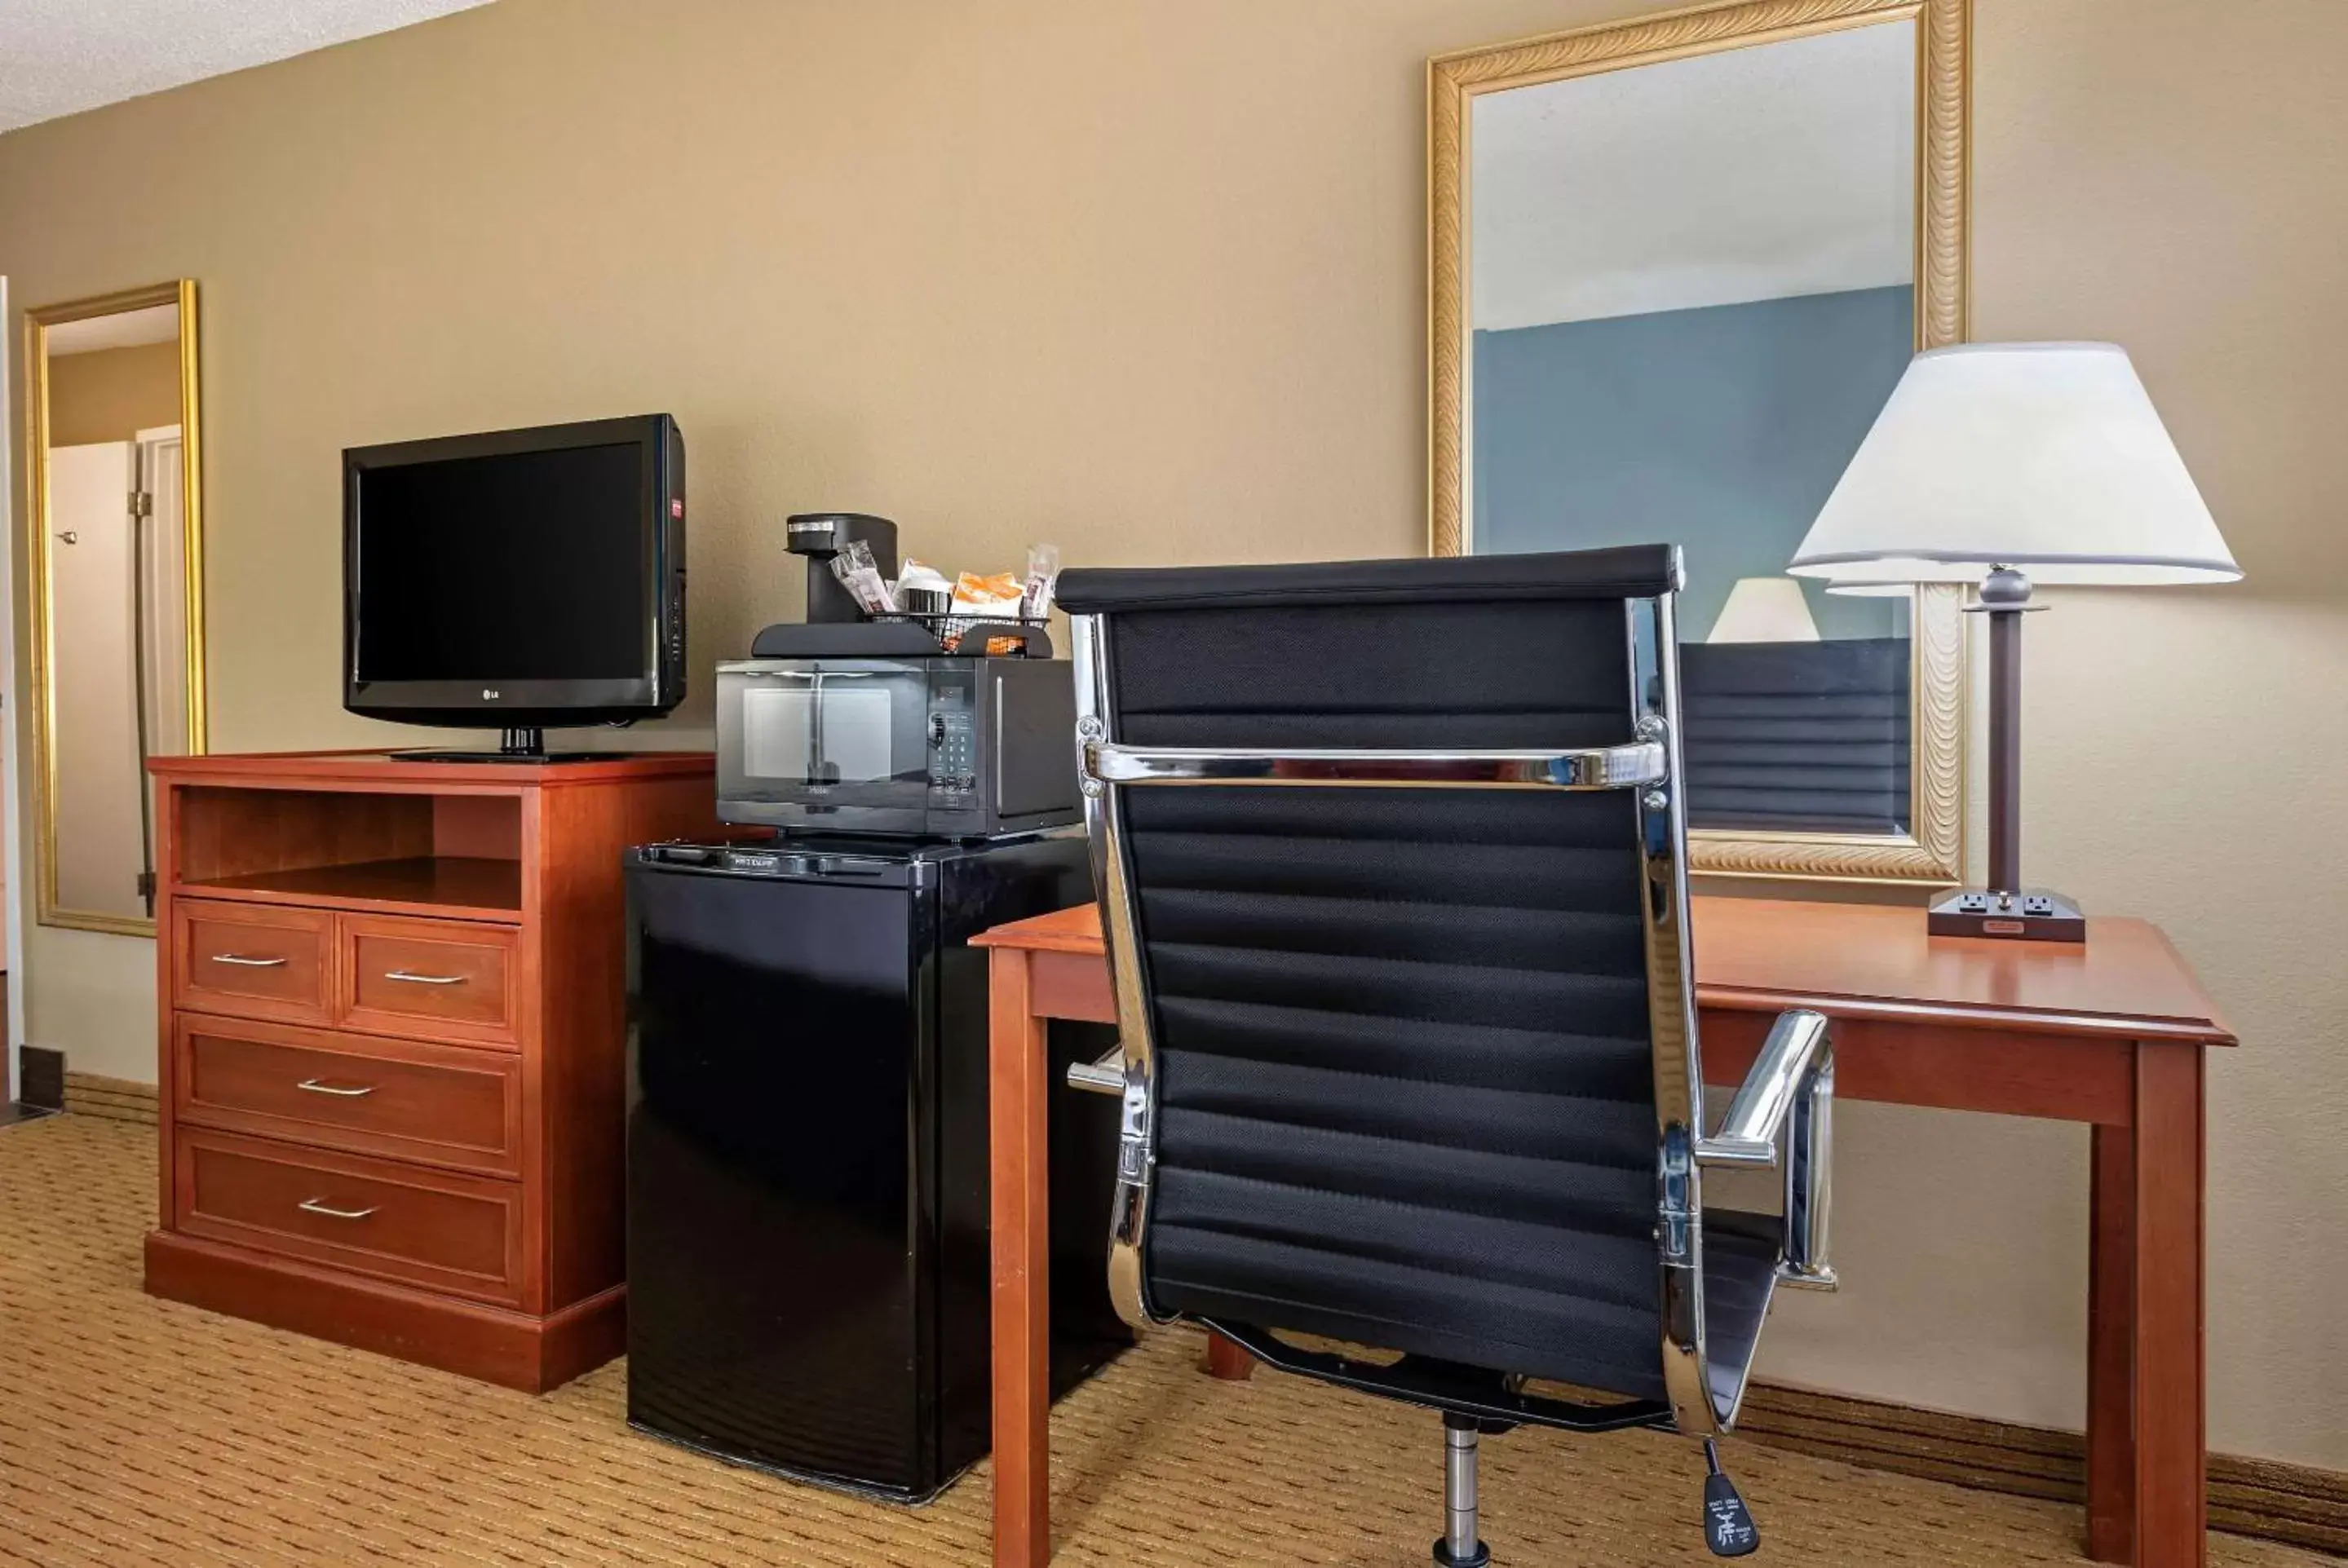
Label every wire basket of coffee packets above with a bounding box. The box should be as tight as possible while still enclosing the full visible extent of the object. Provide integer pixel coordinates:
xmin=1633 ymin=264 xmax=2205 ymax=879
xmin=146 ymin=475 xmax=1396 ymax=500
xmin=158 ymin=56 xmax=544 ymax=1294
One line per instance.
xmin=830 ymin=541 xmax=1061 ymax=654
xmin=871 ymin=612 xmax=1051 ymax=655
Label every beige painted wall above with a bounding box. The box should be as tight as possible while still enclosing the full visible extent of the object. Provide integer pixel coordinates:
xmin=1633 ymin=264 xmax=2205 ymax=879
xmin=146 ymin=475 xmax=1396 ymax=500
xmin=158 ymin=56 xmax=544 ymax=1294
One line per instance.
xmin=46 ymin=341 xmax=179 ymax=447
xmin=1 ymin=0 xmax=2341 ymax=1469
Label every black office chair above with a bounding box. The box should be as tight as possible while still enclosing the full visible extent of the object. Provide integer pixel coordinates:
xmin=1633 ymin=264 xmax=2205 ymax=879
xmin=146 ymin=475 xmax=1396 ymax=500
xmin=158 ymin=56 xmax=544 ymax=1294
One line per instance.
xmin=1055 ymin=546 xmax=1837 ymax=1563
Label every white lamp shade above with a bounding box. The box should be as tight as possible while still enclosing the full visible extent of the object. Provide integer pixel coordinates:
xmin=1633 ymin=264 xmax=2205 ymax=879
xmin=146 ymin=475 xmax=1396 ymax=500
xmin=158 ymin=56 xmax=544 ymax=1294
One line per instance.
xmin=1709 ymin=577 xmax=1821 ymax=643
xmin=1788 ymin=342 xmax=2240 ymax=586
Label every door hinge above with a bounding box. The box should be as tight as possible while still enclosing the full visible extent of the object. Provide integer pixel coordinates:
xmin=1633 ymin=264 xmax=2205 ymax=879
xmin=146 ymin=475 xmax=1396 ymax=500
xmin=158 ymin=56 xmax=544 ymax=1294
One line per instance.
xmin=129 ymin=490 xmax=153 ymax=519
xmin=135 ymin=869 xmax=157 ymax=900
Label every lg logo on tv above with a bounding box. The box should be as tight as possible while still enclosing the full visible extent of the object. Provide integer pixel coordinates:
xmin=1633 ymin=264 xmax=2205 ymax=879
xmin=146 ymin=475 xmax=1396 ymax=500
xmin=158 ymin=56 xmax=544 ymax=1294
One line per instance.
xmin=483 ymin=689 xmax=500 ymax=700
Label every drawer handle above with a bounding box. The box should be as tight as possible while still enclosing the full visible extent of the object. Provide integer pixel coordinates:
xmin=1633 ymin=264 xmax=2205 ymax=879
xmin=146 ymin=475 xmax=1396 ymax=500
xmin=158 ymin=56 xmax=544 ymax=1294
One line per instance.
xmin=296 ymin=1198 xmax=378 ymax=1221
xmin=210 ymin=953 xmax=288 ymax=968
xmin=383 ymin=970 xmax=467 ymax=987
xmin=296 ymin=1078 xmax=377 ymax=1099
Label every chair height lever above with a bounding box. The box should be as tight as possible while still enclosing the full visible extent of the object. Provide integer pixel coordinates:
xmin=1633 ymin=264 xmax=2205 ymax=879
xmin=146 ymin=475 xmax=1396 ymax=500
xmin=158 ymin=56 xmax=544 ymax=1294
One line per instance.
xmin=1702 ymin=1441 xmax=1759 ymax=1557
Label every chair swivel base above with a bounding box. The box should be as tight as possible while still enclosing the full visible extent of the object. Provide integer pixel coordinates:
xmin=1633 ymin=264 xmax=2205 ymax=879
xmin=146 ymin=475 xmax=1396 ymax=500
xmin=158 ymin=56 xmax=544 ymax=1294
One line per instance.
xmin=1435 ymin=1411 xmax=1495 ymax=1567
xmin=1928 ymin=886 xmax=2085 ymax=943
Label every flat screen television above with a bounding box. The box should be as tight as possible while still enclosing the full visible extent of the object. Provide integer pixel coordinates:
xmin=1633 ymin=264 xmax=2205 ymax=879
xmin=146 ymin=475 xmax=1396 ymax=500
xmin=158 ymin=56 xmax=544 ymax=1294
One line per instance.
xmin=343 ymin=414 xmax=686 ymax=753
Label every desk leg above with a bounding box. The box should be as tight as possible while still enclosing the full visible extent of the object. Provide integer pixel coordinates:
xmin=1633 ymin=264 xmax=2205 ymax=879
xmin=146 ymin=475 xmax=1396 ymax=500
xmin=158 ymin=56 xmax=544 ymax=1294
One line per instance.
xmin=2131 ymin=1042 xmax=2208 ymax=1568
xmin=2087 ymin=1121 xmax=2136 ymax=1562
xmin=1203 ymin=1332 xmax=1255 ymax=1380
xmin=991 ymin=949 xmax=1052 ymax=1568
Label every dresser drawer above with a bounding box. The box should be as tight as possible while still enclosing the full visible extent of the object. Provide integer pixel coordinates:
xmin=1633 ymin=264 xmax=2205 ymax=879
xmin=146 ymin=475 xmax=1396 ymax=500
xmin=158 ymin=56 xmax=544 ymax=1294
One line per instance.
xmin=174 ymin=1015 xmax=522 ymax=1177
xmin=338 ymin=914 xmax=519 ymax=1048
xmin=174 ymin=1129 xmax=524 ymax=1305
xmin=172 ymin=903 xmax=334 ymax=1026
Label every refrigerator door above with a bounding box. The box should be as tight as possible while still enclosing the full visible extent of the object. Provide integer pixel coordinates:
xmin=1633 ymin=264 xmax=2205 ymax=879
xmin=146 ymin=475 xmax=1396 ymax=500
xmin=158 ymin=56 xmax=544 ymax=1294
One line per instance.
xmin=625 ymin=857 xmax=937 ymax=1497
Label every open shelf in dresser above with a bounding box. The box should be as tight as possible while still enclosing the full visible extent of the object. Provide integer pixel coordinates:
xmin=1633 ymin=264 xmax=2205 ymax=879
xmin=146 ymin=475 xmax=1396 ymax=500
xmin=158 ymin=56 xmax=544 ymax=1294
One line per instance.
xmin=174 ymin=784 xmax=524 ymax=918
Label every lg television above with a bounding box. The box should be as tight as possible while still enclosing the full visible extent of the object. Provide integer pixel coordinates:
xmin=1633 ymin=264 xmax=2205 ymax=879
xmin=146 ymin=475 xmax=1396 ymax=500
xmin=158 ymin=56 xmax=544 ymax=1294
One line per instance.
xmin=343 ymin=414 xmax=686 ymax=757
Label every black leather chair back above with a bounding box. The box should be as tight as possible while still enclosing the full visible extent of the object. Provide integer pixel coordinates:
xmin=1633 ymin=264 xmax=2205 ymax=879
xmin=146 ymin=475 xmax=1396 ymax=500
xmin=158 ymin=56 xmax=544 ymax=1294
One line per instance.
xmin=1059 ymin=547 xmax=1744 ymax=1409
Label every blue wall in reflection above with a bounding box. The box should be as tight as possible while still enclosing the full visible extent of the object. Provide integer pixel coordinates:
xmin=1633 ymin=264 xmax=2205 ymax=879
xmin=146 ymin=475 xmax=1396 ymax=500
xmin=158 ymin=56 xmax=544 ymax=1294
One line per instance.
xmin=1472 ymin=284 xmax=1912 ymax=642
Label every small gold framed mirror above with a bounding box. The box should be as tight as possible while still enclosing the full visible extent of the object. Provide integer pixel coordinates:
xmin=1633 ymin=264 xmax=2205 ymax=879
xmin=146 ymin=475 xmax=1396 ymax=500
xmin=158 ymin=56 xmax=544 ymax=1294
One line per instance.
xmin=1430 ymin=0 xmax=1970 ymax=884
xmin=24 ymin=280 xmax=207 ymax=934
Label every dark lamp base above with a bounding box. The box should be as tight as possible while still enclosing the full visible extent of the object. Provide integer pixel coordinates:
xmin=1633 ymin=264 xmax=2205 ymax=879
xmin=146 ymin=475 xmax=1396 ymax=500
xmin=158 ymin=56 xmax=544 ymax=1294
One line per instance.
xmin=1928 ymin=886 xmax=2087 ymax=943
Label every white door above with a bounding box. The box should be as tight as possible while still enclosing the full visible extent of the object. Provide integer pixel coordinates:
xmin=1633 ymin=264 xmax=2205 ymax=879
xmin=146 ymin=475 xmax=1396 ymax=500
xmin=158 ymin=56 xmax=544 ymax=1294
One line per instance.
xmin=46 ymin=441 xmax=148 ymax=919
xmin=136 ymin=426 xmax=188 ymax=761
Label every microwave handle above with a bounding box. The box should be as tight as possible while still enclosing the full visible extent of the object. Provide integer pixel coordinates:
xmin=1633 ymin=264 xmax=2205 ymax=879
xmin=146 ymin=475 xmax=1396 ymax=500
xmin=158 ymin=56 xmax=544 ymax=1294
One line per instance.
xmin=743 ymin=669 xmax=879 ymax=679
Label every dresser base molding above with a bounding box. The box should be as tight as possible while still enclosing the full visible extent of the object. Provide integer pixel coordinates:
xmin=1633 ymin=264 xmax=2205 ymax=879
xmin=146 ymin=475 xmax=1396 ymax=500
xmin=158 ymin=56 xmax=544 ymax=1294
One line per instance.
xmin=144 ymin=1230 xmax=626 ymax=1394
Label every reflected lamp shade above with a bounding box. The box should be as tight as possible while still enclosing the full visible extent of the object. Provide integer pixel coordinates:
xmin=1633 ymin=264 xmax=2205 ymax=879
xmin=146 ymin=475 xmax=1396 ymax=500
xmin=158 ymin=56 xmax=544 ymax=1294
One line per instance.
xmin=1787 ymin=342 xmax=2240 ymax=586
xmin=1709 ymin=577 xmax=1820 ymax=643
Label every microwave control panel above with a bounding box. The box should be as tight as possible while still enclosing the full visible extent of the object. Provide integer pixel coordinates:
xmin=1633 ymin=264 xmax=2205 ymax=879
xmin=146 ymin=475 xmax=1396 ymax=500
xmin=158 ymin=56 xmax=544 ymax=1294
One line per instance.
xmin=928 ymin=676 xmax=979 ymax=799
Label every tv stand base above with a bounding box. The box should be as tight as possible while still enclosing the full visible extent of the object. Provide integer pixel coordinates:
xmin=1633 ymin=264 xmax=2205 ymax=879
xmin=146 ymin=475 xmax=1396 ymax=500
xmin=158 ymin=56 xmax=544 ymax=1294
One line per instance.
xmin=395 ymin=727 xmax=601 ymax=764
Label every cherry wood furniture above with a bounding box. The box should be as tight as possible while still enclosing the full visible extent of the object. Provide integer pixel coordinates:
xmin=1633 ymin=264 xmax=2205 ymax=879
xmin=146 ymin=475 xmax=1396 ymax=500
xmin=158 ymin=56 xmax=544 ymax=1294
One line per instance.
xmin=976 ymin=895 xmax=2234 ymax=1568
xmin=144 ymin=750 xmax=716 ymax=1392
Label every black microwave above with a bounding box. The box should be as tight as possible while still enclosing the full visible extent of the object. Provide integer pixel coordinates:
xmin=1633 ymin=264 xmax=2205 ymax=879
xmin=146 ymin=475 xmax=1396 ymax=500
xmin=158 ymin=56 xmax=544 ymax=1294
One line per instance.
xmin=714 ymin=656 xmax=1081 ymax=837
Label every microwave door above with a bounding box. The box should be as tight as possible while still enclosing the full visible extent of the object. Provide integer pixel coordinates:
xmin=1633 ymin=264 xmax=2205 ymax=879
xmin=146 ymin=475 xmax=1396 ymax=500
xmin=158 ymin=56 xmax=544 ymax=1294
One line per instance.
xmin=723 ymin=665 xmax=935 ymax=829
xmin=744 ymin=674 xmax=904 ymax=786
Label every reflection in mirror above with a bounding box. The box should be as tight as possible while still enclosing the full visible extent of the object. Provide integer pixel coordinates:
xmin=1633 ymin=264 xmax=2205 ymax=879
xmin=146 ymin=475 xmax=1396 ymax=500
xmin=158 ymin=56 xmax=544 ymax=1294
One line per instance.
xmin=1464 ymin=20 xmax=1920 ymax=837
xmin=29 ymin=282 xmax=206 ymax=934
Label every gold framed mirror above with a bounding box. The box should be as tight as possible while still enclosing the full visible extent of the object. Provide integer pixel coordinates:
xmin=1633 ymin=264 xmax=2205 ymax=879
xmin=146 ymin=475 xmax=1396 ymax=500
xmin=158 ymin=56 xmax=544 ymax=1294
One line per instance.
xmin=1430 ymin=0 xmax=1968 ymax=884
xmin=24 ymin=280 xmax=207 ymax=935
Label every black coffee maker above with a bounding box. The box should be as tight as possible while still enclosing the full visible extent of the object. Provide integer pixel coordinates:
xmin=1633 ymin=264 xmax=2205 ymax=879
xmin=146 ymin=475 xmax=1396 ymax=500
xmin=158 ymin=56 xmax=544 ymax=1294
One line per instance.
xmin=785 ymin=513 xmax=900 ymax=623
xmin=757 ymin=512 xmax=931 ymax=656
xmin=758 ymin=510 xmax=1051 ymax=659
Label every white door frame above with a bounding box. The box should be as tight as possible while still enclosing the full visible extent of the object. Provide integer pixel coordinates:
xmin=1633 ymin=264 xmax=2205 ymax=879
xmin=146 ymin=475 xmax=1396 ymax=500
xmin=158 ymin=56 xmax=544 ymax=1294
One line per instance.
xmin=1 ymin=274 xmax=27 ymax=1104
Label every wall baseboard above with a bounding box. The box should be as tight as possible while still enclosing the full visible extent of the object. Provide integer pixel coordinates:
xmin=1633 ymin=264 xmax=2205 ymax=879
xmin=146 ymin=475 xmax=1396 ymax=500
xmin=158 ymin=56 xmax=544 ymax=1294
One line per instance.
xmin=62 ymin=1071 xmax=158 ymax=1126
xmin=20 ymin=1045 xmax=65 ymax=1110
xmin=1740 ymin=1381 xmax=2348 ymax=1556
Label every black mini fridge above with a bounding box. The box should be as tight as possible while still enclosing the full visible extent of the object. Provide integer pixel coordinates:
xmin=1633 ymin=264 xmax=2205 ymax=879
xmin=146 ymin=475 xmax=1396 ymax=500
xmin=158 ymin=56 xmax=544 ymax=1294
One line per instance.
xmin=623 ymin=832 xmax=1130 ymax=1502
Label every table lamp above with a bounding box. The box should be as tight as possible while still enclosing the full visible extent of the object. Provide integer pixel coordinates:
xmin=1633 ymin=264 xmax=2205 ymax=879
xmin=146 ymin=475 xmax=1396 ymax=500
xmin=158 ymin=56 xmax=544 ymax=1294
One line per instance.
xmin=1709 ymin=577 xmax=1821 ymax=643
xmin=1788 ymin=342 xmax=2240 ymax=941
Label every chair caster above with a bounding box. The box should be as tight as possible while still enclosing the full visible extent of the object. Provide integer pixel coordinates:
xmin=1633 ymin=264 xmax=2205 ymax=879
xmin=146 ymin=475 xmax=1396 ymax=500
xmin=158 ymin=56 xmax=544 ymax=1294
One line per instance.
xmin=1703 ymin=1440 xmax=1760 ymax=1557
xmin=1432 ymin=1539 xmax=1492 ymax=1567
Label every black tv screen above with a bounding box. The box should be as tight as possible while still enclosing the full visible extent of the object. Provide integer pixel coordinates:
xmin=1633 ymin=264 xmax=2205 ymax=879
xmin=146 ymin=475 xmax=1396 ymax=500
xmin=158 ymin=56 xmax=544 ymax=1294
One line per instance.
xmin=354 ymin=444 xmax=645 ymax=682
xmin=345 ymin=414 xmax=685 ymax=731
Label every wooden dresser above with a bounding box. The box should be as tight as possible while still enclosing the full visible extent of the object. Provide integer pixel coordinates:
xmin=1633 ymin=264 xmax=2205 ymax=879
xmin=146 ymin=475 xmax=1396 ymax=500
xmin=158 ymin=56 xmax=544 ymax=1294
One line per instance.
xmin=143 ymin=750 xmax=715 ymax=1391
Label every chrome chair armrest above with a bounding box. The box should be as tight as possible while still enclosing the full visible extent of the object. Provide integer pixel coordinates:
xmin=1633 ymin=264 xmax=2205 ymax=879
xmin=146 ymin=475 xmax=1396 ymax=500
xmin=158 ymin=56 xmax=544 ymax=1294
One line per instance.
xmin=1067 ymin=1048 xmax=1125 ymax=1096
xmin=1696 ymin=1008 xmax=1837 ymax=1291
xmin=1696 ymin=1009 xmax=1828 ymax=1168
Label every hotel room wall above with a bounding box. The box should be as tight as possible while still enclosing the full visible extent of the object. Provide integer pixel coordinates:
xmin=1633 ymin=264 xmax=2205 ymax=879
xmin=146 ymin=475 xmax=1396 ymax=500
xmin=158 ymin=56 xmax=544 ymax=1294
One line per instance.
xmin=0 ymin=0 xmax=2339 ymax=1469
xmin=1472 ymin=285 xmax=1910 ymax=641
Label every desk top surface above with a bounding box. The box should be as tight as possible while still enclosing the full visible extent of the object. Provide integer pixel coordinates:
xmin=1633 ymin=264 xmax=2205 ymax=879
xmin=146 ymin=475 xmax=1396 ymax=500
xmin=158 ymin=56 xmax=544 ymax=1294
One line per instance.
xmin=975 ymin=895 xmax=2234 ymax=1045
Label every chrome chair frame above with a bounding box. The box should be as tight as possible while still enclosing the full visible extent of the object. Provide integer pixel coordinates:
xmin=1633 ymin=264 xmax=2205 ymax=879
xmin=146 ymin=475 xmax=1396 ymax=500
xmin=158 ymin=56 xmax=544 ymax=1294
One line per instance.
xmin=1066 ymin=585 xmax=1836 ymax=1442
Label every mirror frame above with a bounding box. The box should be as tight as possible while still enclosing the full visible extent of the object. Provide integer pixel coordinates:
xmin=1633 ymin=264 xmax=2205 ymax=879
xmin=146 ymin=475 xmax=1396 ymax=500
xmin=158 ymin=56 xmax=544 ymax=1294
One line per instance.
xmin=23 ymin=279 xmax=208 ymax=936
xmin=1428 ymin=0 xmax=1970 ymax=885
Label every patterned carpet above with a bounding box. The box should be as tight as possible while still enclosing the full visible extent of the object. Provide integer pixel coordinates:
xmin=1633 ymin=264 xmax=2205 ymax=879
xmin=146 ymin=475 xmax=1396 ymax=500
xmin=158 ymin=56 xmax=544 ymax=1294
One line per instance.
xmin=0 ymin=1114 xmax=2327 ymax=1567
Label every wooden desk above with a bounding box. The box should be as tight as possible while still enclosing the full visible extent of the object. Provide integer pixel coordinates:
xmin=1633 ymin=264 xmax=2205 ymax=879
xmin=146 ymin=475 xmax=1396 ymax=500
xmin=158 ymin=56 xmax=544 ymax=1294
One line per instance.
xmin=976 ymin=896 xmax=2234 ymax=1568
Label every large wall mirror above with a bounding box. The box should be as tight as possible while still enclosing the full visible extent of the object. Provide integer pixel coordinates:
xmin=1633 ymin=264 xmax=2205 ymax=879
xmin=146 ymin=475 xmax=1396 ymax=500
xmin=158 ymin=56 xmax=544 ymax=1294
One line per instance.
xmin=1430 ymin=0 xmax=1968 ymax=883
xmin=24 ymin=280 xmax=207 ymax=934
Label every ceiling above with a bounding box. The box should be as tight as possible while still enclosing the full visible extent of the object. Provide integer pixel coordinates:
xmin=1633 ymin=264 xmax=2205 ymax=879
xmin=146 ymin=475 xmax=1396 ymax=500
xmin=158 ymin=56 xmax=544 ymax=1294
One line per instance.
xmin=0 ymin=0 xmax=495 ymax=133
xmin=1471 ymin=20 xmax=1916 ymax=332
